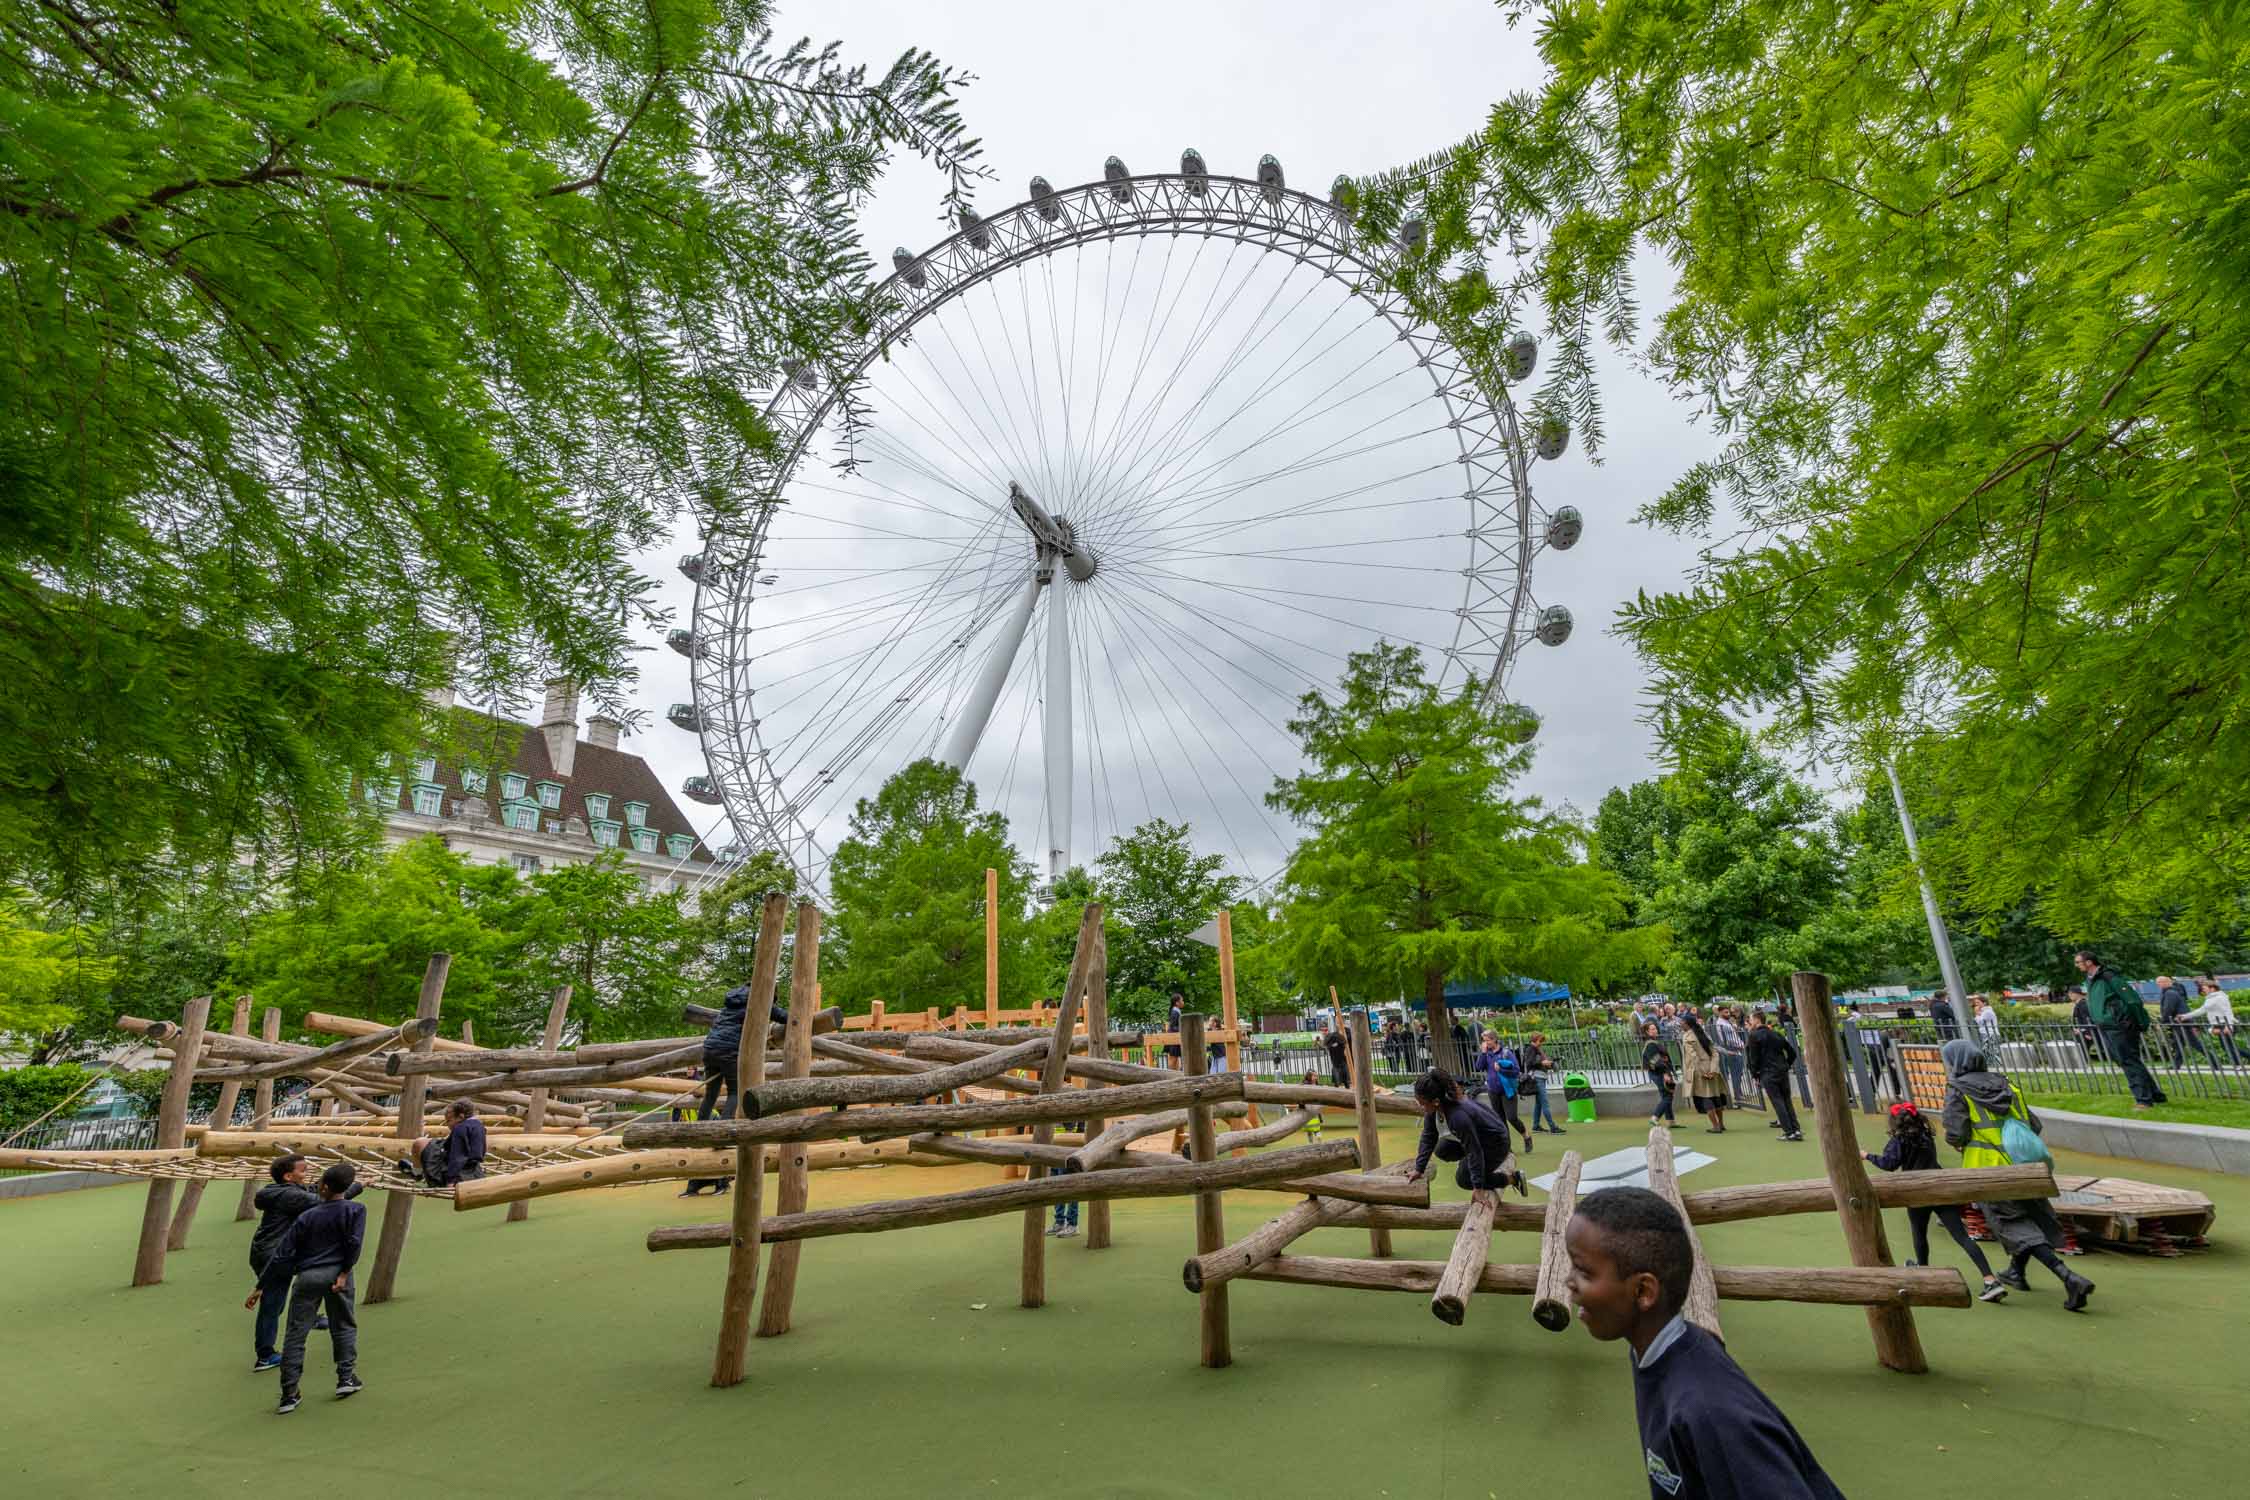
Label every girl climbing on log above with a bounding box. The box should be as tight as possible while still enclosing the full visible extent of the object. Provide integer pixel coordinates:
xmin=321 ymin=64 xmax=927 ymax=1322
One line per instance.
xmin=1403 ymin=1069 xmax=1526 ymax=1205
xmin=1863 ymin=1102 xmax=2008 ymax=1303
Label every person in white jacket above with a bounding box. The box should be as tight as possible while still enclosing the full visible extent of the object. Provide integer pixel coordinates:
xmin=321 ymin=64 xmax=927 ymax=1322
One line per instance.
xmin=2187 ymin=977 xmax=2241 ymax=1067
xmin=1971 ymin=994 xmax=2003 ymax=1045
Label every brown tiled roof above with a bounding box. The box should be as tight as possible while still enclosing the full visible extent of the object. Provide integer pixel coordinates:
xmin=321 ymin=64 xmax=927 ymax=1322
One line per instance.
xmin=408 ymin=709 xmax=714 ymax=863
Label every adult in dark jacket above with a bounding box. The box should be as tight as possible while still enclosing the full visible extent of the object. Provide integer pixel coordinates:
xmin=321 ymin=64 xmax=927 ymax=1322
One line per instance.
xmin=1166 ymin=996 xmax=1185 ymax=1067
xmin=1744 ymin=1012 xmax=1802 ymax=1140
xmin=1940 ymin=1040 xmax=2095 ymax=1311
xmin=2154 ymin=975 xmax=2215 ymax=1068
xmin=1404 ymin=1069 xmax=1524 ymax=1200
xmin=246 ymin=1155 xmax=320 ymax=1369
xmin=1928 ymin=990 xmax=1959 ymax=1041
xmin=1321 ymin=1024 xmax=1349 ymax=1087
xmin=2075 ymin=950 xmax=2165 ymax=1106
xmin=684 ymin=983 xmax=791 ymax=1194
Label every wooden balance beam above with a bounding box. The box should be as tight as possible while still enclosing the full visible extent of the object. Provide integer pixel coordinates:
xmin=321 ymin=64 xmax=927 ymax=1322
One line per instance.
xmin=452 ymin=1139 xmax=937 ymax=1209
xmin=1241 ymin=1255 xmax=1972 ymax=1309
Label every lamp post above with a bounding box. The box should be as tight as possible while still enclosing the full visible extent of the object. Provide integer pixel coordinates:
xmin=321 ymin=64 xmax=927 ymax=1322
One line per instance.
xmin=1883 ymin=758 xmax=1968 ymax=1008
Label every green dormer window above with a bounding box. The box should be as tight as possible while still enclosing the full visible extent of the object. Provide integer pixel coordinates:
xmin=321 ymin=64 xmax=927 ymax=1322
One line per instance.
xmin=502 ymin=802 xmax=539 ymax=831
xmin=630 ymin=826 xmax=659 ymax=854
xmin=461 ymin=768 xmax=488 ymax=795
xmin=535 ymin=780 xmax=563 ymax=810
xmin=501 ymin=772 xmax=527 ymax=801
xmin=411 ymin=756 xmax=437 ymax=783
xmin=364 ymin=779 xmax=401 ymax=808
xmin=623 ymin=801 xmax=649 ymax=828
xmin=411 ymin=784 xmax=445 ymax=817
xmin=665 ymin=833 xmax=694 ymax=859
xmin=583 ymin=794 xmax=610 ymax=822
xmin=591 ymin=819 xmax=621 ymax=848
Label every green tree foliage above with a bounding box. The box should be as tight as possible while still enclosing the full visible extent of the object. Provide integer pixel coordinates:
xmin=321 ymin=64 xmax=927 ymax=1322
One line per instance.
xmin=680 ymin=850 xmax=803 ymax=1002
xmin=0 ymin=890 xmax=117 ymax=1048
xmin=1025 ymin=865 xmax=1122 ymax=1013
xmin=1267 ymin=643 xmax=1663 ymax=1029
xmin=823 ymin=761 xmax=1035 ymax=1014
xmin=1 ymin=1 xmax=982 ymax=893
xmin=502 ymin=858 xmax=702 ymax=1042
xmin=1591 ymin=781 xmax=1684 ymax=911
xmin=1376 ymin=0 xmax=2250 ymax=937
xmin=0 ymin=1063 xmax=96 ymax=1135
xmin=1093 ymin=819 xmax=1241 ymax=1023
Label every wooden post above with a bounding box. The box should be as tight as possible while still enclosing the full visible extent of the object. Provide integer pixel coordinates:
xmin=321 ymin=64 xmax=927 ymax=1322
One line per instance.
xmin=712 ymin=893 xmax=788 ymax=1387
xmin=1217 ymin=908 xmax=1256 ymax=1128
xmin=758 ymin=902 xmax=823 ymax=1337
xmin=984 ymin=866 xmax=1000 ymax=1029
xmin=1645 ymin=1126 xmax=1722 ymax=1340
xmin=365 ymin=954 xmax=450 ymax=1305
xmin=132 ymin=995 xmax=212 ymax=1286
xmin=1183 ymin=1013 xmax=1230 ymax=1366
xmin=1022 ymin=903 xmax=1100 ymax=1308
xmin=1532 ymin=1150 xmax=1583 ymax=1331
xmin=869 ymin=998 xmax=885 ymax=1030
xmin=1431 ymin=1190 xmax=1498 ymax=1326
xmin=236 ymin=1006 xmax=284 ymax=1220
xmin=1793 ymin=970 xmax=1928 ymax=1373
xmin=1349 ymin=1010 xmax=1392 ymax=1259
xmin=1083 ymin=923 xmax=1113 ymax=1250
xmin=168 ymin=994 xmax=249 ymax=1249
xmin=507 ymin=985 xmax=573 ymax=1225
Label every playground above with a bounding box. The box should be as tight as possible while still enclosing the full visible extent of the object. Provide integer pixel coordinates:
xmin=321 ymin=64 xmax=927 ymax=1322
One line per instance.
xmin=3 ymin=1109 xmax=2239 ymax=1498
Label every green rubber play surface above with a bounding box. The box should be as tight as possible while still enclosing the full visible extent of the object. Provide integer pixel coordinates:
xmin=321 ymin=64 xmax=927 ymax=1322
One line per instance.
xmin=4 ymin=1107 xmax=2242 ymax=1498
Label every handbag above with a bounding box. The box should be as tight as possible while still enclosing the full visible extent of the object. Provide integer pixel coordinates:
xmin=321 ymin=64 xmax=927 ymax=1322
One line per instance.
xmin=1998 ymin=1088 xmax=2052 ymax=1167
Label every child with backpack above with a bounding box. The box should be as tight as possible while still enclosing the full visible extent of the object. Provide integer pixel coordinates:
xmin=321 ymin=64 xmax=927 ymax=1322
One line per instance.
xmin=1863 ymin=1102 xmax=2007 ymax=1303
xmin=1940 ymin=1040 xmax=2095 ymax=1312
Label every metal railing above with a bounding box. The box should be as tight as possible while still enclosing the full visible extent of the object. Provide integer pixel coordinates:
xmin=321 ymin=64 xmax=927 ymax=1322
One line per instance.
xmin=4 ymin=1094 xmax=327 ymax=1156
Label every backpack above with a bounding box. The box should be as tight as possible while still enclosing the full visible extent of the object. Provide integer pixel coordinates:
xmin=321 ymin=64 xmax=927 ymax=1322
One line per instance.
xmin=1996 ymin=1087 xmax=2052 ymax=1167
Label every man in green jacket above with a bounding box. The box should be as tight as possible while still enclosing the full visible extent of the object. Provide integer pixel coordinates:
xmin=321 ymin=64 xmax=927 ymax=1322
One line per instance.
xmin=2075 ymin=949 xmax=2167 ymax=1108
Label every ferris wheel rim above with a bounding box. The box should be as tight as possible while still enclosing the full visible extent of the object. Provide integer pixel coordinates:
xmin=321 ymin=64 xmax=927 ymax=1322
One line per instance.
xmin=684 ymin=169 xmax=1564 ymax=893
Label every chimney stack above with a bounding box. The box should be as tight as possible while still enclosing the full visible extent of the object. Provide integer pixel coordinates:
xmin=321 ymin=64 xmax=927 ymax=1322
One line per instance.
xmin=586 ymin=715 xmax=622 ymax=750
xmin=540 ymin=678 xmax=579 ymax=778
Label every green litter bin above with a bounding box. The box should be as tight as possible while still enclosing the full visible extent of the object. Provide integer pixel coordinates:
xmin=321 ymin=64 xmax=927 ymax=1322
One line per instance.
xmin=1564 ymin=1071 xmax=1597 ymax=1124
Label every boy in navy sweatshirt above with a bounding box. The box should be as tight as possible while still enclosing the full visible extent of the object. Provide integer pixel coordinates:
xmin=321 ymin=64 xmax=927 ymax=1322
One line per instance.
xmin=1565 ymin=1187 xmax=1845 ymax=1499
xmin=255 ymin=1161 xmax=367 ymax=1413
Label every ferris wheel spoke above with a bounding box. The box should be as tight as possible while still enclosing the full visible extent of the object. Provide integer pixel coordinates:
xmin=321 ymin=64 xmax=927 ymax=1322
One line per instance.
xmin=923 ymin=310 xmax=1047 ymax=500
xmin=991 ymin=276 xmax=1061 ymax=503
xmin=1100 ymin=579 xmax=1311 ymax=749
xmin=860 ymin=369 xmax=1022 ymax=508
xmin=1077 ymin=583 xmax=1187 ymax=835
xmin=1094 ymin=561 xmax=1342 ymax=695
xmin=1074 ymin=233 xmax=1156 ymax=511
xmin=1106 ymin=473 xmax=1461 ymax=558
xmin=1073 ymin=231 xmax=1211 ymax=496
xmin=1106 ymin=554 xmax=1452 ymax=666
xmin=784 ymin=471 xmax=990 ymax=532
xmin=1122 ymin=414 xmax=1453 ymax=542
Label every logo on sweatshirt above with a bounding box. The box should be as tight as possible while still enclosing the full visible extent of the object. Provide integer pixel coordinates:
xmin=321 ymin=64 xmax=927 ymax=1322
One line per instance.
xmin=1645 ymin=1448 xmax=1684 ymax=1496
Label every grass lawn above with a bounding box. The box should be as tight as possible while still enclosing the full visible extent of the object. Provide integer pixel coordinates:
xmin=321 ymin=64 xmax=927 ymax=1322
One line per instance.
xmin=3 ymin=1106 xmax=2244 ymax=1498
xmin=2031 ymin=1091 xmax=2250 ymax=1131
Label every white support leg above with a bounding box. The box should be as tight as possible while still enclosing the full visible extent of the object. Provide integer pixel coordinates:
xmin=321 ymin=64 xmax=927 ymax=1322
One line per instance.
xmin=939 ymin=566 xmax=1043 ymax=771
xmin=1044 ymin=573 xmax=1072 ymax=882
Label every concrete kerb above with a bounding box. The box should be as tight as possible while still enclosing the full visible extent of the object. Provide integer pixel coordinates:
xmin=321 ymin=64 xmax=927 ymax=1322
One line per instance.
xmin=0 ymin=1170 xmax=139 ymax=1201
xmin=2038 ymin=1108 xmax=2250 ymax=1176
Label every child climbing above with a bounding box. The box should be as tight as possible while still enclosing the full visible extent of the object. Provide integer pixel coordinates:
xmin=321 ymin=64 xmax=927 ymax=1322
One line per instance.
xmin=1863 ymin=1102 xmax=2007 ymax=1303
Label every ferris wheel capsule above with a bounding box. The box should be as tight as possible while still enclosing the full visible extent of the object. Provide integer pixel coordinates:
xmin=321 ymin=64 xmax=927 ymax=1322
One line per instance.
xmin=1104 ymin=156 xmax=1133 ymax=203
xmin=1503 ymin=331 xmax=1538 ymax=383
xmin=666 ymin=702 xmax=703 ymax=733
xmin=1398 ymin=216 xmax=1426 ymax=255
xmin=1534 ymin=604 xmax=1574 ymax=646
xmin=1329 ymin=174 xmax=1357 ymax=211
xmin=1543 ymin=505 xmax=1583 ymax=551
xmin=1181 ymin=148 xmax=1208 ymax=196
xmin=666 ymin=628 xmax=700 ymax=659
xmin=682 ymin=775 xmax=722 ymax=806
xmin=1029 ymin=176 xmax=1061 ymax=221
xmin=958 ymin=205 xmax=990 ymax=251
xmin=892 ymin=247 xmax=928 ymax=289
xmin=1534 ymin=415 xmax=1570 ymax=461
xmin=1257 ymin=154 xmax=1285 ymax=203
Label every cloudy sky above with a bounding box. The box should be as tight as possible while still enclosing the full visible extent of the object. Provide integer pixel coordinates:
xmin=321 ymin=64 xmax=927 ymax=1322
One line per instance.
xmin=620 ymin=0 xmax=1721 ymax=877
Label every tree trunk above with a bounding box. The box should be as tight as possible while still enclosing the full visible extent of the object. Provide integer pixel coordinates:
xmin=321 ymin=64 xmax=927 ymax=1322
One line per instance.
xmin=1424 ymin=969 xmax=1454 ymax=1075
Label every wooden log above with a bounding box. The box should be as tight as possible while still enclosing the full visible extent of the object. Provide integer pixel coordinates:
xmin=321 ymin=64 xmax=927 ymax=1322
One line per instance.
xmin=305 ymin=1010 xmax=477 ymax=1054
xmin=572 ymin=1036 xmax=705 ymax=1064
xmin=1645 ymin=1126 xmax=1722 ymax=1340
xmin=1184 ymin=1013 xmax=1229 ymax=1366
xmin=455 ymin=1139 xmax=927 ymax=1210
xmin=1349 ymin=1010 xmax=1393 ymax=1258
xmin=236 ymin=1006 xmax=285 ymax=1220
xmin=624 ymin=1072 xmax=1247 ymax=1149
xmin=1081 ymin=921 xmax=1113 ymax=1249
xmin=744 ymin=1036 xmax=1050 ymax=1118
xmin=757 ymin=902 xmax=824 ymax=1339
xmin=365 ymin=957 xmax=450 ymax=1304
xmin=132 ymin=995 xmax=211 ymax=1287
xmin=197 ymin=1129 xmax=602 ymax=1159
xmin=984 ymin=865 xmax=999 ymax=1029
xmin=1182 ymin=1182 xmax=1384 ymax=1292
xmin=1024 ymin=905 xmax=1100 ymax=1309
xmin=906 ymin=1133 xmax=1079 ymax=1169
xmin=425 ymin=1043 xmax=704 ymax=1098
xmin=1 ymin=1146 xmax=201 ymax=1170
xmin=1217 ymin=908 xmax=1253 ymax=1127
xmin=1244 ymin=1078 xmax=1423 ymax=1118
xmin=713 ymin=893 xmax=787 ymax=1388
xmin=810 ymin=1035 xmax=944 ymax=1074
xmin=1215 ymin=1108 xmax=1313 ymax=1153
xmin=648 ymin=1139 xmax=1360 ymax=1250
xmin=1272 ymin=1164 xmax=1428 ymax=1207
xmin=508 ymin=985 xmax=574 ymax=1226
xmin=1532 ymin=1150 xmax=1583 ymax=1332
xmin=169 ymin=994 xmax=250 ymax=1250
xmin=1431 ymin=1189 xmax=1499 ymax=1326
xmin=194 ymin=1019 xmax=440 ymax=1082
xmin=1244 ymin=1255 xmax=1971 ymax=1309
xmin=1794 ymin=969 xmax=1927 ymax=1373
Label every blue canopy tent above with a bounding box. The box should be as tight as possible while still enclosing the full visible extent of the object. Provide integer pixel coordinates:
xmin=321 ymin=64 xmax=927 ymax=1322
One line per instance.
xmin=1401 ymin=978 xmax=1572 ymax=1011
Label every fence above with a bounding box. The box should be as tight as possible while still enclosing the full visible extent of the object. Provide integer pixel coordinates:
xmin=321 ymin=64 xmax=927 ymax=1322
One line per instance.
xmin=3 ymin=1094 xmax=328 ymax=1157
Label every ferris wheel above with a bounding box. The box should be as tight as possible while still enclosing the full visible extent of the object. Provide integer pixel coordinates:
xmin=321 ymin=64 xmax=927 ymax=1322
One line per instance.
xmin=669 ymin=152 xmax=1582 ymax=896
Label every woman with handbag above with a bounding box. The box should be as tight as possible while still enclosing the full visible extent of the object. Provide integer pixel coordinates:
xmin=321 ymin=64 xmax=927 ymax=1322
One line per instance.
xmin=1939 ymin=1039 xmax=2096 ymax=1312
xmin=1678 ymin=1008 xmax=1728 ymax=1133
